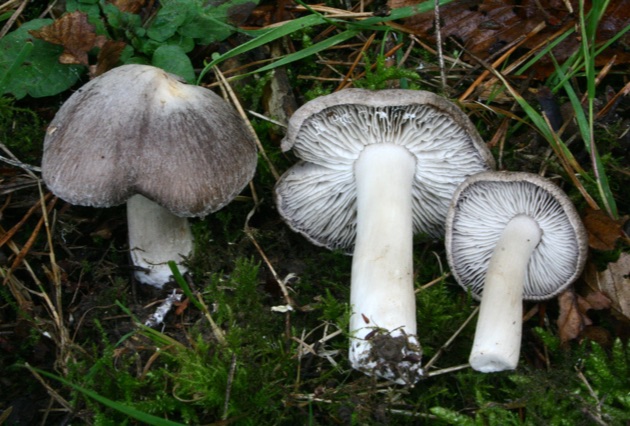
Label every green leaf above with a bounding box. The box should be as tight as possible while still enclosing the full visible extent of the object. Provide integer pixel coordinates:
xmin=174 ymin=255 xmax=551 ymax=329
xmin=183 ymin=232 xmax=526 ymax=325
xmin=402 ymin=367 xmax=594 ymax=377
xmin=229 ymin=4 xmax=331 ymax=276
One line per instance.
xmin=147 ymin=0 xmax=193 ymax=42
xmin=0 ymin=20 xmax=84 ymax=99
xmin=102 ymin=2 xmax=143 ymax=33
xmin=152 ymin=45 xmax=195 ymax=83
xmin=179 ymin=14 xmax=235 ymax=45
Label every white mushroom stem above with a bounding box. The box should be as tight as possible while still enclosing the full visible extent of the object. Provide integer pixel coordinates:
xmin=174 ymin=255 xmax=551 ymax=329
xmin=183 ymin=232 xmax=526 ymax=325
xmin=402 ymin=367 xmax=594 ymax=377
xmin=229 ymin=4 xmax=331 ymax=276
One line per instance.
xmin=127 ymin=194 xmax=193 ymax=288
xmin=469 ymin=214 xmax=542 ymax=372
xmin=349 ymin=143 xmax=422 ymax=384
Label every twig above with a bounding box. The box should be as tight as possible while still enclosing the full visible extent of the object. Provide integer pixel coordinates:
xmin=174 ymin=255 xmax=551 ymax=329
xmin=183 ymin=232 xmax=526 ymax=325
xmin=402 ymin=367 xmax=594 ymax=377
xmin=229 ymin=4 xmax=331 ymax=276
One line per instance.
xmin=247 ymin=110 xmax=287 ymax=128
xmin=3 ymin=192 xmax=56 ymax=285
xmin=336 ymin=32 xmax=376 ymax=90
xmin=222 ymin=353 xmax=238 ymax=420
xmin=0 ymin=0 xmax=28 ymax=38
xmin=24 ymin=363 xmax=74 ymax=413
xmin=0 ymin=141 xmax=40 ymax=179
xmin=575 ymin=367 xmax=607 ymax=426
xmin=459 ymin=21 xmax=547 ymax=102
xmin=423 ymin=306 xmax=479 ymax=372
xmin=0 ymin=155 xmax=41 ymax=172
xmin=426 ymin=363 xmax=470 ymax=377
xmin=597 ymin=80 xmax=630 ymax=119
xmin=433 ymin=0 xmax=447 ymax=92
xmin=213 ymin=65 xmax=281 ymax=181
xmin=243 ymin=204 xmax=296 ymax=310
xmin=195 ymin=292 xmax=228 ymax=347
xmin=0 ymin=192 xmax=52 ymax=250
xmin=416 ymin=272 xmax=450 ymax=292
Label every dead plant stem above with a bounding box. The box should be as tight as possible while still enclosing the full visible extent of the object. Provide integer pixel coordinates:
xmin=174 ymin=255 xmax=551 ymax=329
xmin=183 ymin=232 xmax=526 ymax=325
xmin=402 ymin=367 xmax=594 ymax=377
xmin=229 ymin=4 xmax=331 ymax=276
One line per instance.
xmin=213 ymin=65 xmax=281 ymax=181
xmin=423 ymin=306 xmax=479 ymax=372
xmin=433 ymin=0 xmax=447 ymax=92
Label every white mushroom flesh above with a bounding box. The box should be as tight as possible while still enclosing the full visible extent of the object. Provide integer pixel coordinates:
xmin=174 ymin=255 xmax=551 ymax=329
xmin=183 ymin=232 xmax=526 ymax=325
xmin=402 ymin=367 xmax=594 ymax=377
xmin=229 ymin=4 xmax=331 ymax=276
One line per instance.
xmin=127 ymin=194 xmax=193 ymax=288
xmin=446 ymin=172 xmax=588 ymax=372
xmin=350 ymin=143 xmax=422 ymax=384
xmin=275 ymin=89 xmax=495 ymax=384
xmin=469 ymin=214 xmax=541 ymax=372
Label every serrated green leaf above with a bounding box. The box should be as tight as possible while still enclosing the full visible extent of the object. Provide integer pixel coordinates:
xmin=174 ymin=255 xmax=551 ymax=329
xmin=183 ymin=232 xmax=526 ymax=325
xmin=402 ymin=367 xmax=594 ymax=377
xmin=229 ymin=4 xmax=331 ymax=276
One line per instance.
xmin=178 ymin=12 xmax=235 ymax=44
xmin=147 ymin=0 xmax=193 ymax=42
xmin=152 ymin=45 xmax=195 ymax=83
xmin=0 ymin=20 xmax=84 ymax=99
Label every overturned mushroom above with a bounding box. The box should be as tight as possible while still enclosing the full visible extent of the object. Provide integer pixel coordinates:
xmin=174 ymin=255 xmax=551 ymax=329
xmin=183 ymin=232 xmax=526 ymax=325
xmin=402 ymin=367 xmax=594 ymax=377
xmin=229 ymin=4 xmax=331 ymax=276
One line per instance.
xmin=42 ymin=64 xmax=257 ymax=288
xmin=275 ymin=89 xmax=494 ymax=384
xmin=445 ymin=171 xmax=588 ymax=372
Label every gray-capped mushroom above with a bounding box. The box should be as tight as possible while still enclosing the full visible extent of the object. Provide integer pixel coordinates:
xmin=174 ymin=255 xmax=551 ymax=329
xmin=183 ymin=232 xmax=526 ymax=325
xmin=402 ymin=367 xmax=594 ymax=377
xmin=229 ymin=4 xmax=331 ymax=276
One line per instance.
xmin=42 ymin=64 xmax=257 ymax=288
xmin=275 ymin=89 xmax=494 ymax=384
xmin=445 ymin=171 xmax=588 ymax=372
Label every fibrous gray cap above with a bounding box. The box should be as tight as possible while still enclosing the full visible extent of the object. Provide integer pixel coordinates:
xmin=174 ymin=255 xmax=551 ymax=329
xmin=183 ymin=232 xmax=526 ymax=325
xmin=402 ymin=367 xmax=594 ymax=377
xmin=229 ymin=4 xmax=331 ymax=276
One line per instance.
xmin=445 ymin=171 xmax=588 ymax=301
xmin=275 ymin=89 xmax=495 ymax=251
xmin=42 ymin=64 xmax=257 ymax=217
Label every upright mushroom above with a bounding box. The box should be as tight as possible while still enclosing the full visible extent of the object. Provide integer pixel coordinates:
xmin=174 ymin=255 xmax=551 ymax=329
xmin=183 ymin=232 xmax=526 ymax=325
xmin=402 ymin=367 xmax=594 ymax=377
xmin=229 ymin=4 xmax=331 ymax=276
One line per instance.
xmin=275 ymin=89 xmax=494 ymax=384
xmin=445 ymin=171 xmax=588 ymax=372
xmin=42 ymin=64 xmax=257 ymax=288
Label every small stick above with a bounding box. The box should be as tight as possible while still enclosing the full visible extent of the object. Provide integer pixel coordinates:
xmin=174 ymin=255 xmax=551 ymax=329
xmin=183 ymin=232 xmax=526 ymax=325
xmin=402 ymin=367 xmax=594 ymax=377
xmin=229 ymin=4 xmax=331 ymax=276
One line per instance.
xmin=213 ymin=66 xmax=281 ymax=181
xmin=426 ymin=363 xmax=470 ymax=377
xmin=336 ymin=32 xmax=376 ymax=91
xmin=0 ymin=0 xmax=28 ymax=38
xmin=222 ymin=353 xmax=238 ymax=420
xmin=423 ymin=306 xmax=479 ymax=372
xmin=459 ymin=21 xmax=546 ymax=102
xmin=243 ymin=205 xmax=296 ymax=309
xmin=433 ymin=0 xmax=447 ymax=92
xmin=416 ymin=272 xmax=450 ymax=292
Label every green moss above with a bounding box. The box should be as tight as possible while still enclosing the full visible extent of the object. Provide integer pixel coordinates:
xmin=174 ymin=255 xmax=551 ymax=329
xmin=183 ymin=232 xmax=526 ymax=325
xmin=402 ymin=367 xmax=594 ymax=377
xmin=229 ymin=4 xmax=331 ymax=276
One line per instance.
xmin=0 ymin=98 xmax=44 ymax=163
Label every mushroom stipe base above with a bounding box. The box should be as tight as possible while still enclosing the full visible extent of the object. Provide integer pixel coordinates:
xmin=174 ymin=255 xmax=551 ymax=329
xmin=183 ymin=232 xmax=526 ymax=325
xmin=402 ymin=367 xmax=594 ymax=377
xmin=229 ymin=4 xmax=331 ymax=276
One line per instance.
xmin=350 ymin=328 xmax=423 ymax=385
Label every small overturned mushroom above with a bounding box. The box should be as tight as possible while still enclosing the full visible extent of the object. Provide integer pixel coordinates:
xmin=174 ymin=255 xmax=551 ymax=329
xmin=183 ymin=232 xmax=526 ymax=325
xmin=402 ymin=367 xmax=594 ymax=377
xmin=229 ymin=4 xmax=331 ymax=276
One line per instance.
xmin=275 ymin=89 xmax=494 ymax=384
xmin=42 ymin=64 xmax=257 ymax=288
xmin=445 ymin=171 xmax=588 ymax=372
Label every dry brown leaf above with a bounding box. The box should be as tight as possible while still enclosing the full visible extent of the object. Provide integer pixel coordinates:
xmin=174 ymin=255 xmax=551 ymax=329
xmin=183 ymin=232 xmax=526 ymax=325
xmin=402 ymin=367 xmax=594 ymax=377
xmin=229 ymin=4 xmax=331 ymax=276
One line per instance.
xmin=584 ymin=253 xmax=630 ymax=320
xmin=582 ymin=290 xmax=613 ymax=311
xmin=557 ymin=288 xmax=589 ymax=343
xmin=388 ymin=0 xmax=630 ymax=78
xmin=109 ymin=0 xmax=147 ymax=14
xmin=557 ymin=287 xmax=612 ymax=343
xmin=29 ymin=11 xmax=108 ymax=66
xmin=582 ymin=207 xmax=625 ymax=250
xmin=92 ymin=40 xmax=127 ymax=77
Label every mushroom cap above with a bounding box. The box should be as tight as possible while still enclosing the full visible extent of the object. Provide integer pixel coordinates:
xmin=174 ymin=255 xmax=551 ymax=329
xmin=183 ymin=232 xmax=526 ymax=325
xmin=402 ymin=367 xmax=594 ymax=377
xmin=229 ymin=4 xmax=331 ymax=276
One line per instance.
xmin=445 ymin=171 xmax=588 ymax=301
xmin=275 ymin=89 xmax=495 ymax=251
xmin=42 ymin=64 xmax=257 ymax=217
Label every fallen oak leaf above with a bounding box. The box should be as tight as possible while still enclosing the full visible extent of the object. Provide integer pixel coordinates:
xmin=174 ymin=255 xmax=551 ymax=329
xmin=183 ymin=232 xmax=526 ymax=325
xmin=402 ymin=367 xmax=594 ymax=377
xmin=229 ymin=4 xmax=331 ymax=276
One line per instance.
xmin=557 ymin=286 xmax=613 ymax=344
xmin=557 ymin=288 xmax=589 ymax=344
xmin=29 ymin=11 xmax=108 ymax=66
xmin=389 ymin=0 xmax=630 ymax=78
xmin=582 ymin=207 xmax=626 ymax=250
xmin=91 ymin=39 xmax=127 ymax=77
xmin=110 ymin=0 xmax=148 ymax=14
xmin=584 ymin=253 xmax=630 ymax=320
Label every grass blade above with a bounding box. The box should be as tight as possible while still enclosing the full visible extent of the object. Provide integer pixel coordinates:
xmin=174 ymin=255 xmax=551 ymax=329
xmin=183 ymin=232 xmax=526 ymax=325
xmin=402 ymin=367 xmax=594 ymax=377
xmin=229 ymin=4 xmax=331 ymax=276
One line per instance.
xmin=197 ymin=0 xmax=453 ymax=84
xmin=28 ymin=366 xmax=186 ymax=426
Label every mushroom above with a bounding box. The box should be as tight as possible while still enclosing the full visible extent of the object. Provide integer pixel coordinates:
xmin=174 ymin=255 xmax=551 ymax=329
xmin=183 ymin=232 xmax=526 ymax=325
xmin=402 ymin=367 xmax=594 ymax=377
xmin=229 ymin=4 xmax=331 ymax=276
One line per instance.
xmin=445 ymin=171 xmax=588 ymax=372
xmin=42 ymin=64 xmax=257 ymax=288
xmin=275 ymin=89 xmax=494 ymax=384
